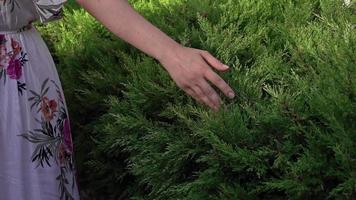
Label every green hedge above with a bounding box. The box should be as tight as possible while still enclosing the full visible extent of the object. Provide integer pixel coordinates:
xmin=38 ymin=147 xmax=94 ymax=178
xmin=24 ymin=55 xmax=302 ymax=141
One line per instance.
xmin=38 ymin=0 xmax=356 ymax=199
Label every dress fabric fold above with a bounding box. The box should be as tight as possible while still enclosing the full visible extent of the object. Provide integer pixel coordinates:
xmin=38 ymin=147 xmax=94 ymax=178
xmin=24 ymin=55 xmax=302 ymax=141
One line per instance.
xmin=32 ymin=0 xmax=67 ymax=23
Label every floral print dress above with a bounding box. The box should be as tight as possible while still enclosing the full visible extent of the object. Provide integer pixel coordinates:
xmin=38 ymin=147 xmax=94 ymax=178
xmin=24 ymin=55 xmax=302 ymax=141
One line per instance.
xmin=0 ymin=0 xmax=79 ymax=199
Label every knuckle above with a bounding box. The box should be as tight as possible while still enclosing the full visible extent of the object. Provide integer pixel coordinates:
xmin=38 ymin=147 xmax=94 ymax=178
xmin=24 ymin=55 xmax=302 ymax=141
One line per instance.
xmin=223 ymin=84 xmax=233 ymax=92
xmin=203 ymin=71 xmax=209 ymax=78
xmin=221 ymin=83 xmax=231 ymax=92
xmin=193 ymin=95 xmax=201 ymax=101
xmin=211 ymin=92 xmax=219 ymax=100
xmin=192 ymin=68 xmax=202 ymax=75
xmin=202 ymin=67 xmax=210 ymax=75
xmin=216 ymin=77 xmax=225 ymax=85
xmin=213 ymin=76 xmax=229 ymax=89
xmin=206 ymin=89 xmax=214 ymax=96
xmin=187 ymin=76 xmax=198 ymax=84
xmin=190 ymin=73 xmax=202 ymax=83
xmin=197 ymin=63 xmax=208 ymax=72
xmin=197 ymin=90 xmax=204 ymax=96
xmin=178 ymin=81 xmax=189 ymax=89
xmin=200 ymin=95 xmax=208 ymax=102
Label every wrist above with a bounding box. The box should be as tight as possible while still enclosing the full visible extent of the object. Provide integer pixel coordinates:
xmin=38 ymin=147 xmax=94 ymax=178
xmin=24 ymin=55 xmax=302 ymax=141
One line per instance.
xmin=156 ymin=41 xmax=183 ymax=66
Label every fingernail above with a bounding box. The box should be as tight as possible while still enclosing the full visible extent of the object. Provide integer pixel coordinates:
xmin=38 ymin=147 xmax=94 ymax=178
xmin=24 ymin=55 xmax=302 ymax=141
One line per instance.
xmin=228 ymin=92 xmax=235 ymax=99
xmin=223 ymin=64 xmax=230 ymax=69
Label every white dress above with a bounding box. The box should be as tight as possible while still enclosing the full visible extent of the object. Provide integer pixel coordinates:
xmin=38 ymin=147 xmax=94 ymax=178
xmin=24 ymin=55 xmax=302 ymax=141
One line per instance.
xmin=0 ymin=0 xmax=80 ymax=199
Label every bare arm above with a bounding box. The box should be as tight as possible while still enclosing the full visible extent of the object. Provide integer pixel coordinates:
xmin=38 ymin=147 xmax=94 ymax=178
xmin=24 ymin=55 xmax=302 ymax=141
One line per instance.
xmin=76 ymin=0 xmax=235 ymax=112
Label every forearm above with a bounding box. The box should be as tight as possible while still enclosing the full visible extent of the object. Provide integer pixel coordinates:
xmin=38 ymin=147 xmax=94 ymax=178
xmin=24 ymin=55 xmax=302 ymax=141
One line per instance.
xmin=76 ymin=0 xmax=182 ymax=62
xmin=76 ymin=0 xmax=236 ymax=112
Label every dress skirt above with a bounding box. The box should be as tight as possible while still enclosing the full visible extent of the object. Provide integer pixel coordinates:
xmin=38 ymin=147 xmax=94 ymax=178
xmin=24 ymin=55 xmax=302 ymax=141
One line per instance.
xmin=0 ymin=25 xmax=80 ymax=200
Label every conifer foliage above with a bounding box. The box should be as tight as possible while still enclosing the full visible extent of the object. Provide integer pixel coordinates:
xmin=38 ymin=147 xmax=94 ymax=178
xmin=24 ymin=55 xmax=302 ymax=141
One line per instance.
xmin=39 ymin=0 xmax=356 ymax=199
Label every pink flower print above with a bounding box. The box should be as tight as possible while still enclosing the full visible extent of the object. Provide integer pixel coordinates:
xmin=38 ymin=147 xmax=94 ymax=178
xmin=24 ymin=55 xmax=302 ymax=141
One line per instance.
xmin=58 ymin=118 xmax=73 ymax=167
xmin=40 ymin=97 xmax=58 ymax=121
xmin=6 ymin=57 xmax=22 ymax=79
xmin=0 ymin=45 xmax=8 ymax=69
xmin=0 ymin=34 xmax=5 ymax=44
xmin=0 ymin=35 xmax=8 ymax=69
xmin=58 ymin=143 xmax=67 ymax=167
xmin=63 ymin=118 xmax=73 ymax=153
xmin=11 ymin=38 xmax=22 ymax=57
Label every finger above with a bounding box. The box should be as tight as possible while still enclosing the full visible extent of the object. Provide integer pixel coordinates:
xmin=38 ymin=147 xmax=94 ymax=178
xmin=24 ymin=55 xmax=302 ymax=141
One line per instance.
xmin=204 ymin=69 xmax=235 ymax=99
xmin=185 ymin=87 xmax=204 ymax=105
xmin=196 ymin=79 xmax=222 ymax=110
xmin=200 ymin=50 xmax=230 ymax=71
xmin=191 ymin=84 xmax=219 ymax=112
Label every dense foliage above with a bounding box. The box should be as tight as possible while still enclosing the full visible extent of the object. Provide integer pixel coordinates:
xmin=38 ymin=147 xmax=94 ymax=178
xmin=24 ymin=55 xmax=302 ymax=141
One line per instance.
xmin=38 ymin=0 xmax=356 ymax=199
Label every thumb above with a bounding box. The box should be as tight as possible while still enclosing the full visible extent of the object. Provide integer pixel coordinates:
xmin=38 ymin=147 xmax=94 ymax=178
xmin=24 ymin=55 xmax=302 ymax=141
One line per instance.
xmin=200 ymin=50 xmax=230 ymax=71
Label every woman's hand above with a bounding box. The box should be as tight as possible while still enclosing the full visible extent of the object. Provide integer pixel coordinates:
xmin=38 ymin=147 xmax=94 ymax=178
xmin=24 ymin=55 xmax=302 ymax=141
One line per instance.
xmin=76 ymin=0 xmax=235 ymax=112
xmin=159 ymin=45 xmax=235 ymax=112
